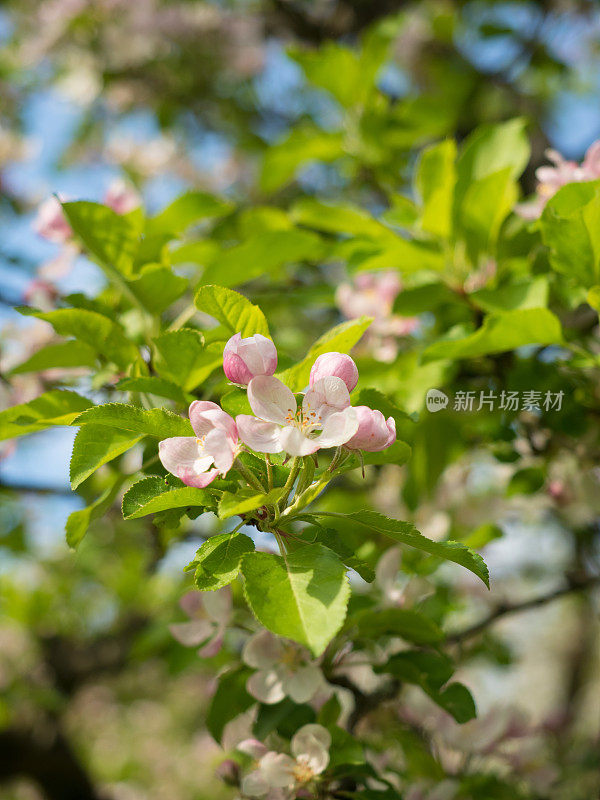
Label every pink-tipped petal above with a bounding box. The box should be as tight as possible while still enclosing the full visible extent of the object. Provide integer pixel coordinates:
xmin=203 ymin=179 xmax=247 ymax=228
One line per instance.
xmin=236 ymin=415 xmax=283 ymax=454
xmin=238 ymin=739 xmax=269 ymax=761
xmin=204 ymin=427 xmax=236 ymax=474
xmin=223 ymin=333 xmax=277 ymax=385
xmin=303 ymin=376 xmax=351 ymax=420
xmin=247 ymin=375 xmax=296 ymax=425
xmin=344 ymin=406 xmax=396 ymax=452
xmin=34 ymin=197 xmax=72 ymax=244
xmin=189 ymin=400 xmax=237 ymax=441
xmin=202 ymin=586 xmax=232 ymax=623
xmin=169 ymin=619 xmax=213 ymax=647
xmin=158 ymin=437 xmax=209 ymax=480
xmin=309 ymin=352 xmax=359 ymax=393
xmin=316 ymin=407 xmax=359 ymax=449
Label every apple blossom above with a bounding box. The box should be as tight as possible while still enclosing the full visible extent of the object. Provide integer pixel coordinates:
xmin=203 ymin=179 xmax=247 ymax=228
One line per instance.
xmin=242 ymin=630 xmax=324 ymax=705
xmin=236 ymin=375 xmax=358 ymax=457
xmin=159 ymin=400 xmax=239 ymax=488
xmin=223 ymin=332 xmax=277 ymax=385
xmin=34 ymin=196 xmax=73 ymax=244
xmin=516 ymin=141 xmax=600 ymax=220
xmin=169 ymin=588 xmax=231 ymax=657
xmin=344 ymin=405 xmax=395 ymax=452
xmin=103 ymin=177 xmax=141 ymax=214
xmin=238 ymin=724 xmax=331 ymax=798
xmin=336 ymin=270 xmax=418 ymax=362
xmin=309 ymin=352 xmax=358 ymax=393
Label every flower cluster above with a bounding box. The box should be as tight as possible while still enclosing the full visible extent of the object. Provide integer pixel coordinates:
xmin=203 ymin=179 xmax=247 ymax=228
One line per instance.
xmin=158 ymin=333 xmax=396 ymax=489
xmin=516 ymin=141 xmax=600 ymax=220
xmin=238 ymin=724 xmax=331 ymax=798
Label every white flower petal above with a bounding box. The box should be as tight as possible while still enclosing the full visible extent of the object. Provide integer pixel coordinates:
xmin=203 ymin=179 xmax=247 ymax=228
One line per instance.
xmin=238 ymin=738 xmax=269 ymax=760
xmin=202 ymin=587 xmax=231 ymax=623
xmin=259 ymin=752 xmax=296 ymax=788
xmin=243 ymin=630 xmax=284 ymax=669
xmin=285 ymin=665 xmax=323 ymax=704
xmin=248 ymin=376 xmax=296 ymax=425
xmin=278 ymin=425 xmax=320 ymax=457
xmin=169 ymin=620 xmax=212 ymax=646
xmin=303 ymin=376 xmax=350 ymax=418
xmin=241 ymin=769 xmax=270 ymax=797
xmin=291 ymin=724 xmax=331 ymax=775
xmin=247 ymin=669 xmax=286 ymax=705
xmin=236 ymin=415 xmax=283 ymax=454
xmin=316 ymin=407 xmax=358 ymax=448
xmin=204 ymin=427 xmax=236 ymax=473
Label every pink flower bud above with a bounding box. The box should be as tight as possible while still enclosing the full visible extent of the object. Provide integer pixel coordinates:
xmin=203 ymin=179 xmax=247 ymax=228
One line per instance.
xmin=223 ymin=333 xmax=277 ymax=385
xmin=309 ymin=352 xmax=358 ymax=393
xmin=345 ymin=406 xmax=395 ymax=452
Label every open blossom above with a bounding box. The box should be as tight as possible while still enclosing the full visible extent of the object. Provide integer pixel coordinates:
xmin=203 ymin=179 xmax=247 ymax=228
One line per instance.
xmin=345 ymin=406 xmax=395 ymax=452
xmin=236 ymin=375 xmax=358 ymax=457
xmin=309 ymin=352 xmax=358 ymax=393
xmin=238 ymin=724 xmax=331 ymax=798
xmin=242 ymin=630 xmax=324 ymax=705
xmin=516 ymin=141 xmax=600 ymax=220
xmin=223 ymin=333 xmax=277 ymax=385
xmin=169 ymin=588 xmax=231 ymax=657
xmin=159 ymin=401 xmax=239 ymax=488
xmin=336 ymin=271 xmax=418 ymax=363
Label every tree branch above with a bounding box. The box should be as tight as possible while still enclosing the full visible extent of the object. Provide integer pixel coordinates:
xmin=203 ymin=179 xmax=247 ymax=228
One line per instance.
xmin=446 ymin=574 xmax=600 ymax=644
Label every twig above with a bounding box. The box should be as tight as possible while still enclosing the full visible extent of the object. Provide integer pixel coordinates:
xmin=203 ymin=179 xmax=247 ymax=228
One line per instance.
xmin=446 ymin=575 xmax=600 ymax=644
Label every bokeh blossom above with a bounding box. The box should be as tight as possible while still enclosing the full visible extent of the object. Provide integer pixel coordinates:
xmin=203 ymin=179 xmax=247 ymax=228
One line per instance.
xmin=159 ymin=400 xmax=240 ymax=487
xmin=336 ymin=270 xmax=418 ymax=362
xmin=516 ymin=141 xmax=600 ymax=220
xmin=169 ymin=588 xmax=231 ymax=657
xmin=242 ymin=630 xmax=324 ymax=705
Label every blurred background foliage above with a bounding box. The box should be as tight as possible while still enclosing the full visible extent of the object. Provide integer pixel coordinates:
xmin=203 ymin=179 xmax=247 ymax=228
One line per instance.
xmin=0 ymin=1 xmax=599 ymax=799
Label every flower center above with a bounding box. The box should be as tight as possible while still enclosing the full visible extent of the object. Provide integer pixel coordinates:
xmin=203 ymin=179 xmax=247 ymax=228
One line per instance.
xmin=283 ymin=407 xmax=322 ymax=433
xmin=280 ymin=645 xmax=303 ymax=668
xmin=292 ymin=758 xmax=315 ymax=785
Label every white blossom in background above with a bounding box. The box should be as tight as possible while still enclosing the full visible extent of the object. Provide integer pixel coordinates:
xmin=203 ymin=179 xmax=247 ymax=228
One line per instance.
xmin=169 ymin=588 xmax=231 ymax=657
xmin=238 ymin=724 xmax=331 ymax=798
xmin=242 ymin=630 xmax=325 ymax=705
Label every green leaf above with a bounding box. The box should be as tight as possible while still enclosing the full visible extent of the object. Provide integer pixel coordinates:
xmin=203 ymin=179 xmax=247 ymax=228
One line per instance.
xmin=66 ymin=481 xmax=123 ymax=549
xmin=153 ymin=330 xmax=222 ymax=391
xmin=9 ymin=340 xmax=98 ymax=374
xmin=122 ymin=476 xmax=214 ymax=519
xmin=470 ymin=277 xmax=549 ymax=312
xmin=62 ymin=201 xmax=140 ymax=276
xmin=206 ymin=667 xmax=255 ymax=743
xmin=392 ymin=282 xmax=456 ymax=315
xmin=17 ymin=307 xmax=138 ymax=370
xmin=421 ymin=308 xmax=563 ymax=363
xmin=70 ymin=425 xmax=143 ymax=489
xmin=541 ymin=181 xmax=600 ymax=286
xmin=201 ymin=230 xmax=326 ymax=287
xmin=127 ymin=265 xmax=188 ymax=314
xmin=260 ymin=126 xmax=343 ymax=193
xmin=115 ymin=377 xmax=190 ymax=404
xmin=458 ymin=167 xmax=518 ymax=257
xmin=587 ymin=285 xmax=600 ymax=312
xmin=314 ymin=511 xmax=489 ymax=587
xmin=194 ymin=285 xmax=270 ymax=338
xmin=305 ymin=527 xmax=375 ymax=583
xmin=355 ymin=608 xmax=443 ymax=644
xmin=241 ymin=543 xmax=350 ymax=656
xmin=0 ymin=390 xmax=93 ymax=441
xmin=278 ymin=317 xmax=372 ymax=392
xmin=416 ymin=139 xmax=456 ymax=238
xmin=221 ymin=389 xmax=253 ymax=416
xmin=73 ymin=403 xmax=193 ymax=438
xmin=217 ymin=488 xmax=285 ymax=520
xmin=189 ymin=531 xmax=255 ymax=590
xmin=148 ymin=191 xmax=233 ymax=236
xmin=292 ymin=199 xmax=396 ymax=242
xmin=377 ymin=650 xmax=476 ymax=722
